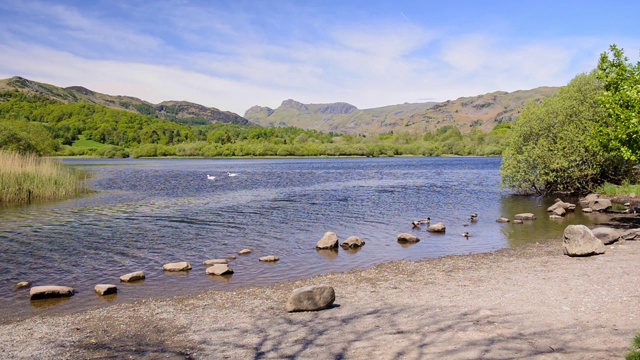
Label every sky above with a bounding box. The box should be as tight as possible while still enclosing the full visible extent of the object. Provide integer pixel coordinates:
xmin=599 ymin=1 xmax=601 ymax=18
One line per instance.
xmin=0 ymin=0 xmax=639 ymax=115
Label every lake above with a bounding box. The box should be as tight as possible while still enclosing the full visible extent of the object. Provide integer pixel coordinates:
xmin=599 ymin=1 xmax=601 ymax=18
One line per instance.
xmin=0 ymin=157 xmax=604 ymax=323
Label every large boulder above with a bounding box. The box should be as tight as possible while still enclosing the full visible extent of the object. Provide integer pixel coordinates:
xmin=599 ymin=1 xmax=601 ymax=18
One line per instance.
xmin=514 ymin=213 xmax=536 ymax=220
xmin=563 ymin=225 xmax=606 ymax=257
xmin=591 ymin=227 xmax=621 ymax=245
xmin=30 ymin=285 xmax=75 ymax=300
xmin=397 ymin=233 xmax=420 ymax=243
xmin=427 ymin=222 xmax=446 ymax=233
xmin=206 ymin=264 xmax=234 ymax=275
xmin=120 ymin=271 xmax=145 ymax=282
xmin=316 ymin=232 xmax=339 ymax=249
xmin=162 ymin=262 xmax=192 ymax=272
xmin=590 ymin=198 xmax=612 ymax=212
xmin=285 ymin=285 xmax=335 ymax=312
xmin=340 ymin=236 xmax=365 ymax=248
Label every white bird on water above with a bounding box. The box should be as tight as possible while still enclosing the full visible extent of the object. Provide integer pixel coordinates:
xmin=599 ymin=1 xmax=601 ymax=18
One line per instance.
xmin=207 ymin=175 xmax=216 ymax=180
xmin=227 ymin=172 xmax=238 ymax=177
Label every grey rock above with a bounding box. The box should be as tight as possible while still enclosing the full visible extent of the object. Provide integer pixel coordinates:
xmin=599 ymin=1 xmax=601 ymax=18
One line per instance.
xmin=580 ymin=193 xmax=600 ymax=207
xmin=162 ymin=261 xmax=192 ymax=272
xmin=94 ymin=284 xmax=117 ymax=296
xmin=590 ymin=198 xmax=612 ymax=212
xmin=496 ymin=217 xmax=510 ymax=223
xmin=120 ymin=271 xmax=145 ymax=282
xmin=621 ymin=228 xmax=640 ymax=241
xmin=340 ymin=236 xmax=366 ymax=248
xmin=206 ymin=264 xmax=234 ymax=275
xmin=203 ymin=259 xmax=228 ymax=266
xmin=259 ymin=255 xmax=280 ymax=262
xmin=427 ymin=222 xmax=446 ymax=233
xmin=514 ymin=213 xmax=536 ymax=220
xmin=582 ymin=207 xmax=593 ymax=213
xmin=238 ymin=249 xmax=252 ymax=255
xmin=286 ymin=285 xmax=335 ymax=312
xmin=316 ymin=232 xmax=339 ymax=249
xmin=563 ymin=225 xmax=606 ymax=257
xmin=15 ymin=281 xmax=31 ymax=289
xmin=551 ymin=207 xmax=566 ymax=216
xmin=591 ymin=227 xmax=621 ymax=245
xmin=549 ymin=214 xmax=564 ymax=220
xmin=513 ymin=219 xmax=524 ymax=224
xmin=397 ymin=233 xmax=420 ymax=243
xmin=30 ymin=285 xmax=75 ymax=300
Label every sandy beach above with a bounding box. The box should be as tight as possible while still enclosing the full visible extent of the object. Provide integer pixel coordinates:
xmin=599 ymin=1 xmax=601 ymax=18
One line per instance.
xmin=1 ymin=234 xmax=639 ymax=359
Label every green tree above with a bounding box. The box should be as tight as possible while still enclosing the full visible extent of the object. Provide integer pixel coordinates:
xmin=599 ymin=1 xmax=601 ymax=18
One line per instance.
xmin=596 ymin=45 xmax=640 ymax=161
xmin=501 ymin=72 xmax=632 ymax=195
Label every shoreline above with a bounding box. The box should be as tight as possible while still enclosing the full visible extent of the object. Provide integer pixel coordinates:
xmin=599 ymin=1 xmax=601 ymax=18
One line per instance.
xmin=2 ymin=236 xmax=639 ymax=359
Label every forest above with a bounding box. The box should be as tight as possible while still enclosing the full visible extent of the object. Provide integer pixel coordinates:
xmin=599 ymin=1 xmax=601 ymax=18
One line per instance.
xmin=0 ymin=89 xmax=510 ymax=159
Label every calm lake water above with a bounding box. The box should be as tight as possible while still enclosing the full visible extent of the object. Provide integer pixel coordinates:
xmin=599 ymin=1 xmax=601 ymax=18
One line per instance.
xmin=0 ymin=157 xmax=604 ymax=323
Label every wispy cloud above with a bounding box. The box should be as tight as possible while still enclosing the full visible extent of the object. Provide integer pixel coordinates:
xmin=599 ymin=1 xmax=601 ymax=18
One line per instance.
xmin=0 ymin=1 xmax=637 ymax=115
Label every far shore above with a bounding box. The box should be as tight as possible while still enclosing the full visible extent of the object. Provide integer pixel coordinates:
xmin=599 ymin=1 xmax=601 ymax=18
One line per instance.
xmin=1 ymin=229 xmax=639 ymax=359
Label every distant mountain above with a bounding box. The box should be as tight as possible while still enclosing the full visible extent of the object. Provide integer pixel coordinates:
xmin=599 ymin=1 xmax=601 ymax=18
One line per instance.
xmin=245 ymin=87 xmax=559 ymax=135
xmin=0 ymin=76 xmax=252 ymax=126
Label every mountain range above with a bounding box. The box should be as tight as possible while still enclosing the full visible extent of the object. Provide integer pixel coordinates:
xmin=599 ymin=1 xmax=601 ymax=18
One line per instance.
xmin=244 ymin=87 xmax=558 ymax=135
xmin=1 ymin=76 xmax=558 ymax=135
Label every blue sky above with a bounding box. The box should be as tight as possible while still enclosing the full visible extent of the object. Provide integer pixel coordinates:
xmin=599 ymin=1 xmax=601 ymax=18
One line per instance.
xmin=1 ymin=0 xmax=639 ymax=115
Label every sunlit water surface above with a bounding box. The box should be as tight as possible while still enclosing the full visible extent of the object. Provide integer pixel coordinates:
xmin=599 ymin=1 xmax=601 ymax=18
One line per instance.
xmin=0 ymin=157 xmax=603 ymax=322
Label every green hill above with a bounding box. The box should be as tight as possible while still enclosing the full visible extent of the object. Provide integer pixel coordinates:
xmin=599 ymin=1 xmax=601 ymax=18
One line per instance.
xmin=0 ymin=76 xmax=252 ymax=126
xmin=245 ymin=87 xmax=558 ymax=135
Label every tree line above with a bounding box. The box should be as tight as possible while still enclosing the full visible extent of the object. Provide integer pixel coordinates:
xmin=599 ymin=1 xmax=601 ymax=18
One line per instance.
xmin=0 ymin=90 xmax=511 ymax=158
xmin=501 ymin=45 xmax=640 ymax=195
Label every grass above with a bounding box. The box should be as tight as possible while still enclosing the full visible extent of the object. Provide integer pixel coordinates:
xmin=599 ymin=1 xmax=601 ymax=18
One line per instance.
xmin=0 ymin=151 xmax=90 ymax=205
xmin=626 ymin=333 xmax=640 ymax=360
xmin=594 ymin=182 xmax=640 ymax=197
xmin=72 ymin=135 xmax=109 ymax=148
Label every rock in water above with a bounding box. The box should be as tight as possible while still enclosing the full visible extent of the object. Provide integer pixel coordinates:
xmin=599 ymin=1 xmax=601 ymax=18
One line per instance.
xmin=427 ymin=222 xmax=446 ymax=233
xmin=203 ymin=259 xmax=229 ymax=266
xmin=120 ymin=271 xmax=145 ymax=282
xmin=563 ymin=225 xmax=606 ymax=257
xmin=286 ymin=285 xmax=335 ymax=312
xmin=238 ymin=249 xmax=252 ymax=255
xmin=162 ymin=262 xmax=192 ymax=272
xmin=206 ymin=264 xmax=234 ymax=275
xmin=259 ymin=256 xmax=280 ymax=262
xmin=30 ymin=285 xmax=75 ymax=300
xmin=316 ymin=232 xmax=339 ymax=249
xmin=514 ymin=213 xmax=536 ymax=220
xmin=340 ymin=236 xmax=366 ymax=248
xmin=397 ymin=233 xmax=420 ymax=243
xmin=94 ymin=284 xmax=117 ymax=296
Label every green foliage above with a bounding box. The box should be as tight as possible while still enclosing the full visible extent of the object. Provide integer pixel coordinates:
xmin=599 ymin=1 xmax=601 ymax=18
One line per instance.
xmin=594 ymin=181 xmax=640 ymax=197
xmin=596 ymin=45 xmax=640 ymax=161
xmin=501 ymin=72 xmax=634 ymax=195
xmin=626 ymin=333 xmax=640 ymax=360
xmin=0 ymin=90 xmax=513 ymax=158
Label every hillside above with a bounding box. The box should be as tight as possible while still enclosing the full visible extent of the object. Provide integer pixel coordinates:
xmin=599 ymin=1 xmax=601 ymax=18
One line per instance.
xmin=245 ymin=87 xmax=558 ymax=135
xmin=0 ymin=76 xmax=252 ymax=126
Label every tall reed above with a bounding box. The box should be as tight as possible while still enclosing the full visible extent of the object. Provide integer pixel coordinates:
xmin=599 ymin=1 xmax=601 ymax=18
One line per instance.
xmin=0 ymin=151 xmax=89 ymax=205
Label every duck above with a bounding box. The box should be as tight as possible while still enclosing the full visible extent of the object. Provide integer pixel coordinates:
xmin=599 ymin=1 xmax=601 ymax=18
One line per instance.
xmin=417 ymin=217 xmax=431 ymax=225
xmin=206 ymin=175 xmax=216 ymax=180
xmin=227 ymin=172 xmax=238 ymax=177
xmin=461 ymin=231 xmax=470 ymax=238
xmin=470 ymin=213 xmax=478 ymax=222
xmin=411 ymin=221 xmax=421 ymax=229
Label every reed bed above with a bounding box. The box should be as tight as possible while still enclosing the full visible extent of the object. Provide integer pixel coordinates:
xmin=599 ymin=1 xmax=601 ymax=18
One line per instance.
xmin=0 ymin=151 xmax=89 ymax=205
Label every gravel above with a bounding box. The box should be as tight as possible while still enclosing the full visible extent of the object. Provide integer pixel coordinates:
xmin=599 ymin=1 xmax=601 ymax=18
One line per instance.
xmin=1 ymin=237 xmax=639 ymax=359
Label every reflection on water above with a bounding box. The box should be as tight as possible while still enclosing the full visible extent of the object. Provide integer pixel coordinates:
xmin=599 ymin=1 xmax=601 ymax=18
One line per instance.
xmin=0 ymin=157 xmax=602 ymax=323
